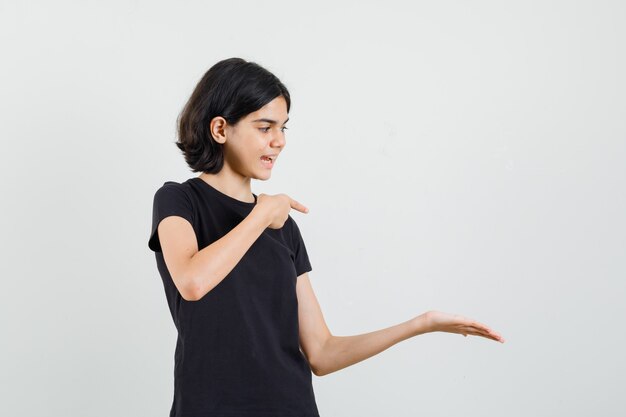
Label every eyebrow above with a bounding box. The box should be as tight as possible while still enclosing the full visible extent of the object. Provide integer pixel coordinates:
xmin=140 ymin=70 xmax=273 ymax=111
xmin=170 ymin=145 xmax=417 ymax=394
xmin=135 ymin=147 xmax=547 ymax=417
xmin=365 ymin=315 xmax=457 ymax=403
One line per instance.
xmin=251 ymin=117 xmax=289 ymax=125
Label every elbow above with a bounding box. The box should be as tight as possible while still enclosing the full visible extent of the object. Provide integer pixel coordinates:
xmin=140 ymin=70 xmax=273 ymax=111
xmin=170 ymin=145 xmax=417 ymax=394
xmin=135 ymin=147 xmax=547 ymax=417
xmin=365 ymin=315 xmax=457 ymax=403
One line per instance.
xmin=308 ymin=337 xmax=333 ymax=377
xmin=181 ymin=291 xmax=200 ymax=302
xmin=310 ymin=358 xmax=335 ymax=377
xmin=309 ymin=361 xmax=325 ymax=377
xmin=167 ymin=257 xmax=204 ymax=301
xmin=179 ymin=286 xmax=200 ymax=302
xmin=178 ymin=275 xmax=204 ymax=302
xmin=178 ymin=258 xmax=214 ymax=301
xmin=181 ymin=275 xmax=220 ymax=302
xmin=309 ymin=359 xmax=323 ymax=377
xmin=311 ymin=365 xmax=329 ymax=377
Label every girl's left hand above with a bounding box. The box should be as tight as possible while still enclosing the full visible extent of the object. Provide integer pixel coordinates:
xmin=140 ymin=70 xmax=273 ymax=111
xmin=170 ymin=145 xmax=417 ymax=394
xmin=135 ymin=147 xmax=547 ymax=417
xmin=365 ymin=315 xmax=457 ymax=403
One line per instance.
xmin=421 ymin=310 xmax=505 ymax=343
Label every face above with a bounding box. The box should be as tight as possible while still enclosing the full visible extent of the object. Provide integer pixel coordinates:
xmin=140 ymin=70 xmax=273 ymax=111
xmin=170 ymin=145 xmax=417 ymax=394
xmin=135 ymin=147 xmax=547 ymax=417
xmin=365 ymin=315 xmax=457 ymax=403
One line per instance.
xmin=212 ymin=95 xmax=288 ymax=181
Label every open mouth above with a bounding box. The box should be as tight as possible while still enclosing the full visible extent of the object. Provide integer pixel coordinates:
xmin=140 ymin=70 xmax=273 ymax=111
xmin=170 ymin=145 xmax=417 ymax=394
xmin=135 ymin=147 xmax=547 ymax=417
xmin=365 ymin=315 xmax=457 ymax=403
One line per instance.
xmin=261 ymin=155 xmax=274 ymax=162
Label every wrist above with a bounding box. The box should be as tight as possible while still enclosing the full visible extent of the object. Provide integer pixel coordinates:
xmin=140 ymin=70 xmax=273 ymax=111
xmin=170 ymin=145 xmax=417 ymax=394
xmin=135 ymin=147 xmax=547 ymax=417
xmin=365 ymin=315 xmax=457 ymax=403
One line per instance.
xmin=410 ymin=312 xmax=433 ymax=336
xmin=250 ymin=204 xmax=272 ymax=228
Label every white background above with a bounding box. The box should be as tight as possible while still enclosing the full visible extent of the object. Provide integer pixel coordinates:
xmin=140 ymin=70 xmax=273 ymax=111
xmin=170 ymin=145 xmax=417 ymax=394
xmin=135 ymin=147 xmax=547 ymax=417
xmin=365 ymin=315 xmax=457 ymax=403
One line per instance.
xmin=1 ymin=1 xmax=625 ymax=416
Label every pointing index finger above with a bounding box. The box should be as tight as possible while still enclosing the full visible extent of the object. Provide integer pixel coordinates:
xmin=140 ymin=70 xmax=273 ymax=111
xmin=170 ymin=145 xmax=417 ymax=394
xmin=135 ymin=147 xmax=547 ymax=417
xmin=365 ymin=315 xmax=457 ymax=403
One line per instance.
xmin=290 ymin=198 xmax=309 ymax=213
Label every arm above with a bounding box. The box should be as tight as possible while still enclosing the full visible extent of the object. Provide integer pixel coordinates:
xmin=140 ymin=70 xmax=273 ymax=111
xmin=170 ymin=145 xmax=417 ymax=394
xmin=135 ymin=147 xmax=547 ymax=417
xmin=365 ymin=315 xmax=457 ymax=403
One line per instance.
xmin=159 ymin=204 xmax=271 ymax=301
xmin=296 ymin=274 xmax=505 ymax=377
xmin=317 ymin=321 xmax=427 ymax=377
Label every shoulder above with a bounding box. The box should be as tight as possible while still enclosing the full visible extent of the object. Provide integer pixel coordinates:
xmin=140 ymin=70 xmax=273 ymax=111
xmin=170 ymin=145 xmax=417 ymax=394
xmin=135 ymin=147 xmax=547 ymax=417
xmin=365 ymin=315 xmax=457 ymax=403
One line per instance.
xmin=154 ymin=180 xmax=193 ymax=200
xmin=149 ymin=180 xmax=197 ymax=252
xmin=151 ymin=180 xmax=196 ymax=220
xmin=155 ymin=179 xmax=191 ymax=192
xmin=286 ymin=213 xmax=307 ymax=241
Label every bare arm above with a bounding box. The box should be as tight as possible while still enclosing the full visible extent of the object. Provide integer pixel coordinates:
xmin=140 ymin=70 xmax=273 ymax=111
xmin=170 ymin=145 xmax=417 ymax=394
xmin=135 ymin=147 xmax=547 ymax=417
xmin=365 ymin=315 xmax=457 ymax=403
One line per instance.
xmin=309 ymin=315 xmax=426 ymax=377
xmin=296 ymin=273 xmax=425 ymax=377
xmin=187 ymin=205 xmax=272 ymax=299
xmin=159 ymin=204 xmax=271 ymax=301
xmin=296 ymin=274 xmax=425 ymax=376
xmin=159 ymin=192 xmax=308 ymax=301
xmin=311 ymin=312 xmax=504 ymax=377
xmin=295 ymin=275 xmax=505 ymax=377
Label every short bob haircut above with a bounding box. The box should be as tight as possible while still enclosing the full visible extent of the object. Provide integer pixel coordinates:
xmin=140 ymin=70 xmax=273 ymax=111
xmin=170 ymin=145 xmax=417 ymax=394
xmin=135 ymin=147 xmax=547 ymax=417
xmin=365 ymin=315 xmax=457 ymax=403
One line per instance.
xmin=176 ymin=57 xmax=291 ymax=173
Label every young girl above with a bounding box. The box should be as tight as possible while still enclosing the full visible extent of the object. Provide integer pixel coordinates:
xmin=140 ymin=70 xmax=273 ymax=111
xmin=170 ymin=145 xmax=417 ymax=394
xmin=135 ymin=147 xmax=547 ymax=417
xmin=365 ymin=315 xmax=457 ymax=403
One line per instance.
xmin=148 ymin=57 xmax=505 ymax=417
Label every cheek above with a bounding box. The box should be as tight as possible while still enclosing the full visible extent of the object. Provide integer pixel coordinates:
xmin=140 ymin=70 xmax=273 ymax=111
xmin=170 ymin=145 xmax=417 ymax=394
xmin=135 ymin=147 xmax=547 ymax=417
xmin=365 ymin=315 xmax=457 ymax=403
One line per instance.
xmin=254 ymin=138 xmax=269 ymax=154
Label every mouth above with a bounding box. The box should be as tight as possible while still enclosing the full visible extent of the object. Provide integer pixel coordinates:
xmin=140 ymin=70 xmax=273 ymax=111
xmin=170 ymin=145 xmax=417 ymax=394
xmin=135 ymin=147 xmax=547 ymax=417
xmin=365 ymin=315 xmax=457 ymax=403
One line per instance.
xmin=260 ymin=154 xmax=277 ymax=168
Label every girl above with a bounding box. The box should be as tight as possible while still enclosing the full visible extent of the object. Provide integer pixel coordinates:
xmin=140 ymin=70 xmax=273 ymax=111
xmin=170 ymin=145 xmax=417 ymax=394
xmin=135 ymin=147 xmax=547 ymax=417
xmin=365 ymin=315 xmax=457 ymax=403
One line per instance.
xmin=148 ymin=57 xmax=504 ymax=417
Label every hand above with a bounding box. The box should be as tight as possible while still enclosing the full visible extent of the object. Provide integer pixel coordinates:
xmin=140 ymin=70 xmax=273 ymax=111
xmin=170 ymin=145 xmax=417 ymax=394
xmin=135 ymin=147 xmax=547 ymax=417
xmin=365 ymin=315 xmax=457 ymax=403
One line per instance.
xmin=255 ymin=193 xmax=309 ymax=229
xmin=421 ymin=310 xmax=505 ymax=343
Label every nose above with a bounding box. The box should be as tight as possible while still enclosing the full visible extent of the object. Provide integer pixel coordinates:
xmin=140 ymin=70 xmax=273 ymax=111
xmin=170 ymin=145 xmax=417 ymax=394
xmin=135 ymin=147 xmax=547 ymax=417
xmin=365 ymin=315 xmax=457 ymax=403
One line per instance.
xmin=272 ymin=132 xmax=286 ymax=149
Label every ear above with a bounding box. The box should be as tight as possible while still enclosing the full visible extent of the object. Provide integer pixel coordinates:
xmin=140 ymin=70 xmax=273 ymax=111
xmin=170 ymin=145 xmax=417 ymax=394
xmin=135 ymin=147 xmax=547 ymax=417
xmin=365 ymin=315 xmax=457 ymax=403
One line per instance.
xmin=209 ymin=116 xmax=228 ymax=144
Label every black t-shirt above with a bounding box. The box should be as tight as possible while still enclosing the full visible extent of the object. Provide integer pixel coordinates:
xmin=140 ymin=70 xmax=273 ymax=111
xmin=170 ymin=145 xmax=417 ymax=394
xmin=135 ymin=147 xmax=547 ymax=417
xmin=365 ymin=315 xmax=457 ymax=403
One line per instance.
xmin=148 ymin=177 xmax=319 ymax=417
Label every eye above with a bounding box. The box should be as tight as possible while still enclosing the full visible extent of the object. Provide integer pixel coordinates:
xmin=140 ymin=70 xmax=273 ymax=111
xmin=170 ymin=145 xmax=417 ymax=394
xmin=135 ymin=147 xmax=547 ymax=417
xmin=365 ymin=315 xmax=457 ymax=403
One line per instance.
xmin=259 ymin=126 xmax=288 ymax=133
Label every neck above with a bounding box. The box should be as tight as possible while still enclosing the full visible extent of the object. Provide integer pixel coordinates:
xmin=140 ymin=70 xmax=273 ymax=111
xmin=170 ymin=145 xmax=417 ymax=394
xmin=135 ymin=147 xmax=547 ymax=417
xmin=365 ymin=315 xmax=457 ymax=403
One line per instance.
xmin=198 ymin=169 xmax=254 ymax=203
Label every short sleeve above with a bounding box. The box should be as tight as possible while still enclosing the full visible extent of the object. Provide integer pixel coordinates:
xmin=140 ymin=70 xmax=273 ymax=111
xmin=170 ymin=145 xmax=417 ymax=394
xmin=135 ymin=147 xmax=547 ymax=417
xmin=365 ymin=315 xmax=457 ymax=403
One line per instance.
xmin=290 ymin=215 xmax=312 ymax=277
xmin=148 ymin=182 xmax=195 ymax=253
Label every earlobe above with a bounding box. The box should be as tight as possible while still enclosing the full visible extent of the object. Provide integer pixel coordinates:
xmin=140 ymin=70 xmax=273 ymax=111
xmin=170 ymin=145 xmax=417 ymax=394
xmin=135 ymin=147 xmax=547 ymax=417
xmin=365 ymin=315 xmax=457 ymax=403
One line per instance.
xmin=212 ymin=133 xmax=225 ymax=144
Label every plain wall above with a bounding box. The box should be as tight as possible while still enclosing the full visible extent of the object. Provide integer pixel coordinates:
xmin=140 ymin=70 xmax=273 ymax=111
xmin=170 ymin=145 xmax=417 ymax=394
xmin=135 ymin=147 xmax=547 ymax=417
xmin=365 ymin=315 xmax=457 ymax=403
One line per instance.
xmin=1 ymin=1 xmax=624 ymax=416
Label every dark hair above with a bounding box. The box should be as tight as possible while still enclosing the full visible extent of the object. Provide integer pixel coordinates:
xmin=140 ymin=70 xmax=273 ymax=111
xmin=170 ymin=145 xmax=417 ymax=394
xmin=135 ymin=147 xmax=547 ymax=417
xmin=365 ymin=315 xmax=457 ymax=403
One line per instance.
xmin=175 ymin=57 xmax=291 ymax=173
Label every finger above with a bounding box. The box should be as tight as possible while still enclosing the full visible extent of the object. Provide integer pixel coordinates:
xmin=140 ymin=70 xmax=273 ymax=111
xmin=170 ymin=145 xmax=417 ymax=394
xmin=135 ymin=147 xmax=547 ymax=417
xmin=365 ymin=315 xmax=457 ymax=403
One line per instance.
xmin=468 ymin=321 xmax=503 ymax=341
xmin=469 ymin=320 xmax=491 ymax=332
xmin=459 ymin=325 xmax=498 ymax=341
xmin=470 ymin=327 xmax=505 ymax=343
xmin=456 ymin=319 xmax=503 ymax=342
xmin=478 ymin=326 xmax=504 ymax=342
xmin=464 ymin=329 xmax=497 ymax=341
xmin=291 ymin=199 xmax=309 ymax=213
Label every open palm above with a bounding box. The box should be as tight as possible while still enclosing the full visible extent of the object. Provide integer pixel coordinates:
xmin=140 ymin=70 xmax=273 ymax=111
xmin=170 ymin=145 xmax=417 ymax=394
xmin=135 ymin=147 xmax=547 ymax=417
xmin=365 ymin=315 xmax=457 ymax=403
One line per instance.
xmin=423 ymin=310 xmax=505 ymax=343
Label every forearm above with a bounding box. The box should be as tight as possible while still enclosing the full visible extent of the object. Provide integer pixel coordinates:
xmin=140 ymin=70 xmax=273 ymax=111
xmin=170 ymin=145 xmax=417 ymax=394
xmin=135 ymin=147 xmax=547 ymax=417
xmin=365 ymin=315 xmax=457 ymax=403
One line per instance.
xmin=312 ymin=314 xmax=431 ymax=376
xmin=186 ymin=205 xmax=270 ymax=300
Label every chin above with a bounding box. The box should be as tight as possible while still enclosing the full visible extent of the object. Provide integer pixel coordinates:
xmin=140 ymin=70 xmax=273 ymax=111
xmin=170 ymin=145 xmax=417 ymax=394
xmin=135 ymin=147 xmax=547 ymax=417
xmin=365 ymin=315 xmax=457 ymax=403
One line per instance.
xmin=253 ymin=171 xmax=272 ymax=181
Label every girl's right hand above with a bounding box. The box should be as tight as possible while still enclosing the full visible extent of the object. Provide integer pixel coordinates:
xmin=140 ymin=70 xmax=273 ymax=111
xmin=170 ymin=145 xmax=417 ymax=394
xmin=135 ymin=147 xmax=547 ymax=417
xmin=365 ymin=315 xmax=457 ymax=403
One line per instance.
xmin=256 ymin=193 xmax=309 ymax=229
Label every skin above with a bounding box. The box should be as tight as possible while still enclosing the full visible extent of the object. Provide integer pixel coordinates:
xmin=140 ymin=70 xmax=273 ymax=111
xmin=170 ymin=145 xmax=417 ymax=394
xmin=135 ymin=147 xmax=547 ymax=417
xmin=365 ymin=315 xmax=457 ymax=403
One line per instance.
xmin=158 ymin=95 xmax=505 ymax=378
xmin=198 ymin=95 xmax=292 ymax=204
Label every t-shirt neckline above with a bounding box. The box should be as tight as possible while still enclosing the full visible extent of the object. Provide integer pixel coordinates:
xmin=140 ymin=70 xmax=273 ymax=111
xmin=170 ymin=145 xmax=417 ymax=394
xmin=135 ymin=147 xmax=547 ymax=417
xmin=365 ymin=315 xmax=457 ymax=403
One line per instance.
xmin=192 ymin=177 xmax=257 ymax=206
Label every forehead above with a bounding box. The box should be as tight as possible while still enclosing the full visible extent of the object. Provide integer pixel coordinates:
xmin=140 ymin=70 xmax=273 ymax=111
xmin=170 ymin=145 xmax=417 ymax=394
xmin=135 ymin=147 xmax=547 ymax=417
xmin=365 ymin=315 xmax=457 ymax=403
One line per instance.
xmin=246 ymin=96 xmax=288 ymax=123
